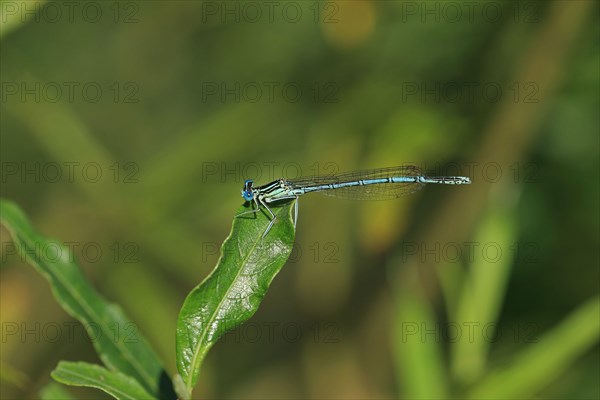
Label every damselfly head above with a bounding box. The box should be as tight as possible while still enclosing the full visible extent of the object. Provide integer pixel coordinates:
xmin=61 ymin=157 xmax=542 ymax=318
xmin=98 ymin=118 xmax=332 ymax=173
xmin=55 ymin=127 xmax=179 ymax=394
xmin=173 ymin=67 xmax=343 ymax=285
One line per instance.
xmin=241 ymin=179 xmax=254 ymax=201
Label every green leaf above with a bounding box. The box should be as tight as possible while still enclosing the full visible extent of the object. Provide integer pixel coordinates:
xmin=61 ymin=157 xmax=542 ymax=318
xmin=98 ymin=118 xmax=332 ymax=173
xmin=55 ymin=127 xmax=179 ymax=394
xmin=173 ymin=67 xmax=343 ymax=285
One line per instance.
xmin=468 ymin=295 xmax=600 ymax=399
xmin=0 ymin=199 xmax=176 ymax=400
xmin=392 ymin=266 xmax=448 ymax=399
xmin=51 ymin=361 xmax=156 ymax=400
xmin=176 ymin=201 xmax=296 ymax=395
xmin=39 ymin=383 xmax=74 ymax=400
xmin=451 ymin=202 xmax=517 ymax=384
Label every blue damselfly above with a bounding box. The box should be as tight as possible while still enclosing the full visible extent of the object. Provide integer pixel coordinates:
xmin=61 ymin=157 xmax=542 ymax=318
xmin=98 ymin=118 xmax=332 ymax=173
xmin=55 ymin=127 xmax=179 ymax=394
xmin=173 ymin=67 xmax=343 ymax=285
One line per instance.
xmin=239 ymin=165 xmax=471 ymax=236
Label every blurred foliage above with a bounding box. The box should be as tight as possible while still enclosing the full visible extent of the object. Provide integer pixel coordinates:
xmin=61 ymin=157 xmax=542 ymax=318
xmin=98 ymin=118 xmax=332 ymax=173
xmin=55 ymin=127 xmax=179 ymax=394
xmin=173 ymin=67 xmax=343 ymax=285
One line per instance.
xmin=39 ymin=382 xmax=74 ymax=400
xmin=1 ymin=1 xmax=598 ymax=399
xmin=1 ymin=200 xmax=174 ymax=399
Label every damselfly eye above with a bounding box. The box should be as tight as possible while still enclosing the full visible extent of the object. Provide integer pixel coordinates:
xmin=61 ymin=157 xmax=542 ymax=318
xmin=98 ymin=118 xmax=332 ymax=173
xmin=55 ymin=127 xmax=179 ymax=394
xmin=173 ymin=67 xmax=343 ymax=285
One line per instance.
xmin=241 ymin=180 xmax=254 ymax=201
xmin=241 ymin=190 xmax=253 ymax=201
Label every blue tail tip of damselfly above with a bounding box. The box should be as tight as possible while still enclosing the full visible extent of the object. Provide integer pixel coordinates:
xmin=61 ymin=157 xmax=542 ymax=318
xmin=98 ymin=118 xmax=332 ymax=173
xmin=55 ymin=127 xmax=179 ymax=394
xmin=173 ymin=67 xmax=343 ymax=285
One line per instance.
xmin=242 ymin=179 xmax=254 ymax=201
xmin=449 ymin=176 xmax=471 ymax=185
xmin=418 ymin=175 xmax=472 ymax=185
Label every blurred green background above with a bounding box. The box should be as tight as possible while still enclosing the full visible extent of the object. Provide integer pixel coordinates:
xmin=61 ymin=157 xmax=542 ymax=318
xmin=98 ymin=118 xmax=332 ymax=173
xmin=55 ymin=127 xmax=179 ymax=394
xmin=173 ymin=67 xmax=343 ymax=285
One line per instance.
xmin=1 ymin=1 xmax=598 ymax=399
